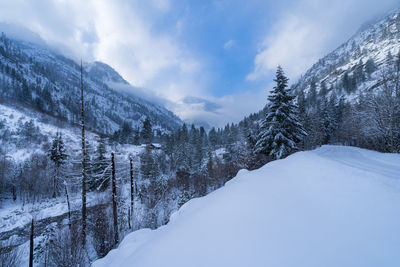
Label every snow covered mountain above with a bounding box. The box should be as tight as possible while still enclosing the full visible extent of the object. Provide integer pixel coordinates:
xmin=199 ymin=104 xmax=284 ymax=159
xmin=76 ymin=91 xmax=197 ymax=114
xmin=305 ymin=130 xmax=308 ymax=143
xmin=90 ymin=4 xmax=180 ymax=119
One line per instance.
xmin=0 ymin=32 xmax=182 ymax=135
xmin=93 ymin=146 xmax=400 ymax=267
xmin=293 ymin=8 xmax=400 ymax=100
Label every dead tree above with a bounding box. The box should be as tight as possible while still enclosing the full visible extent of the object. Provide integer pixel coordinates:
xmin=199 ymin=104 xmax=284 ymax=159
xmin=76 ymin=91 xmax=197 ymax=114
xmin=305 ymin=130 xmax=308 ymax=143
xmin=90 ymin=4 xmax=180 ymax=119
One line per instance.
xmin=80 ymin=61 xmax=87 ymax=245
xmin=129 ymin=157 xmax=134 ymax=230
xmin=111 ymin=152 xmax=119 ymax=245
xmin=64 ymin=181 xmax=72 ymax=229
xmin=29 ymin=218 xmax=34 ymax=267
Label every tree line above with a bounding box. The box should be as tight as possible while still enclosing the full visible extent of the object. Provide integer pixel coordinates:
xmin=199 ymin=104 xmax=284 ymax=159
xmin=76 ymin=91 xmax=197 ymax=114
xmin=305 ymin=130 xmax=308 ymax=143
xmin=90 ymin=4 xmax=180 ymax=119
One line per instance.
xmin=1 ymin=50 xmax=399 ymax=267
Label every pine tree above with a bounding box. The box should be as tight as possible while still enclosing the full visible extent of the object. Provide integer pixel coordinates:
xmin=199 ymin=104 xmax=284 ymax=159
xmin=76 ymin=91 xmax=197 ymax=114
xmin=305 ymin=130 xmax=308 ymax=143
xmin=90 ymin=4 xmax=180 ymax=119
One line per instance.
xmin=365 ymin=58 xmax=377 ymax=76
xmin=176 ymin=124 xmax=190 ymax=172
xmin=49 ymin=132 xmax=67 ymax=198
xmin=255 ymin=66 xmax=307 ymax=159
xmin=208 ymin=127 xmax=218 ymax=148
xmin=307 ymin=80 xmax=317 ymax=107
xmin=354 ymin=59 xmax=365 ymax=83
xmin=319 ymin=81 xmax=328 ymax=97
xmin=199 ymin=126 xmax=208 ymax=148
xmin=387 ymin=51 xmax=394 ymax=64
xmin=343 ymin=72 xmax=352 ymax=94
xmin=90 ymin=136 xmax=109 ymax=191
xmin=133 ymin=127 xmax=140 ymax=145
xmin=49 ymin=133 xmax=72 ymax=227
xmin=141 ymin=117 xmax=152 ymax=144
xmin=140 ymin=146 xmax=159 ymax=180
xmin=120 ymin=121 xmax=133 ymax=144
xmin=140 ymin=145 xmax=160 ymax=219
xmin=321 ymin=97 xmax=338 ymax=144
xmin=49 ymin=132 xmax=67 ymax=168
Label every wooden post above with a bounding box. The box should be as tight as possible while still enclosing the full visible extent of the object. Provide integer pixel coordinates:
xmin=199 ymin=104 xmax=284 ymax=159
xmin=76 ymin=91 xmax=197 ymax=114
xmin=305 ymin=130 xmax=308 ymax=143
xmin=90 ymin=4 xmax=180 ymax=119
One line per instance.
xmin=111 ymin=152 xmax=119 ymax=245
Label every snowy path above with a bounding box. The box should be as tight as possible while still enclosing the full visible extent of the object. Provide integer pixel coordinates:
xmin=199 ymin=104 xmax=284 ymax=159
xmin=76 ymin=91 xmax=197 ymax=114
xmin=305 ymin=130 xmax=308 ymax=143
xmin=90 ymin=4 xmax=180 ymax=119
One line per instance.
xmin=94 ymin=146 xmax=400 ymax=267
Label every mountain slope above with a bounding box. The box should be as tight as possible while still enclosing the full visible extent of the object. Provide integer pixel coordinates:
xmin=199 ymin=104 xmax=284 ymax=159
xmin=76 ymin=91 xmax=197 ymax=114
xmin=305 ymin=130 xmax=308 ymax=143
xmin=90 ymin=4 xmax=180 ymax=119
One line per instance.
xmin=0 ymin=33 xmax=182 ymax=135
xmin=93 ymin=146 xmax=400 ymax=267
xmin=293 ymin=9 xmax=400 ymax=99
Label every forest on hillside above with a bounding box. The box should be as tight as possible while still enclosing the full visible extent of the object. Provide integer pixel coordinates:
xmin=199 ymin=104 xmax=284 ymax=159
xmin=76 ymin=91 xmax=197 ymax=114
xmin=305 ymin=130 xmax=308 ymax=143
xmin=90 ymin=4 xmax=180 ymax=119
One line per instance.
xmin=1 ymin=42 xmax=400 ymax=267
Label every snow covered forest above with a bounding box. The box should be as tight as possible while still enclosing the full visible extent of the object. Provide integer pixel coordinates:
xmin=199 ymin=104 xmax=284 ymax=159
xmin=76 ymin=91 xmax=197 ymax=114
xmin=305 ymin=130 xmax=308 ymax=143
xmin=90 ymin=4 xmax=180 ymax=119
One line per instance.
xmin=1 ymin=4 xmax=400 ymax=267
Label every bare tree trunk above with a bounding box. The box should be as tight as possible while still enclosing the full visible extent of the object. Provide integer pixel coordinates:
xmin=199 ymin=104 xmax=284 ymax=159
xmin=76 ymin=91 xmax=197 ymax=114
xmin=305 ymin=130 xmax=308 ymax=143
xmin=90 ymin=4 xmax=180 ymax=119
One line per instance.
xmin=111 ymin=152 xmax=119 ymax=245
xmin=128 ymin=208 xmax=131 ymax=230
xmin=64 ymin=181 xmax=72 ymax=230
xmin=80 ymin=60 xmax=87 ymax=246
xmin=130 ymin=157 xmax=134 ymax=230
xmin=29 ymin=218 xmax=34 ymax=267
xmin=52 ymin=174 xmax=56 ymax=198
xmin=12 ymin=184 xmax=16 ymax=201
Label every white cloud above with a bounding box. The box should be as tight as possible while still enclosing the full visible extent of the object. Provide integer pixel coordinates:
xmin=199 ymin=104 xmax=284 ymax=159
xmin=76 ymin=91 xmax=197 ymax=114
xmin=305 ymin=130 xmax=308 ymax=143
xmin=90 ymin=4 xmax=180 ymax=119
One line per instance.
xmin=150 ymin=0 xmax=171 ymax=12
xmin=0 ymin=0 xmax=206 ymax=101
xmin=170 ymin=85 xmax=271 ymax=128
xmin=1 ymin=0 xmax=399 ymax=128
xmin=247 ymin=0 xmax=399 ymax=81
xmin=224 ymin=39 xmax=235 ymax=50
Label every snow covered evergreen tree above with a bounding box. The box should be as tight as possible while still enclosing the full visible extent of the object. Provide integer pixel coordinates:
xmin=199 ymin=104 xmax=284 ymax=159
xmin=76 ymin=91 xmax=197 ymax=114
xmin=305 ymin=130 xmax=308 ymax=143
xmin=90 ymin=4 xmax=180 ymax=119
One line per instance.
xmin=90 ymin=136 xmax=110 ymax=191
xmin=255 ymin=66 xmax=307 ymax=159
xmin=320 ymin=97 xmax=338 ymax=144
xmin=141 ymin=117 xmax=152 ymax=144
xmin=49 ymin=132 xmax=67 ymax=197
xmin=49 ymin=132 xmax=67 ymax=169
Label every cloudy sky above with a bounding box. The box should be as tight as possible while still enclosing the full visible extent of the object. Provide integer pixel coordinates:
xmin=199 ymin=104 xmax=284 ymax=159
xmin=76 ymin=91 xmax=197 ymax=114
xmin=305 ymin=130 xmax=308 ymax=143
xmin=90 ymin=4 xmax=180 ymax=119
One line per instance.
xmin=0 ymin=0 xmax=398 ymax=127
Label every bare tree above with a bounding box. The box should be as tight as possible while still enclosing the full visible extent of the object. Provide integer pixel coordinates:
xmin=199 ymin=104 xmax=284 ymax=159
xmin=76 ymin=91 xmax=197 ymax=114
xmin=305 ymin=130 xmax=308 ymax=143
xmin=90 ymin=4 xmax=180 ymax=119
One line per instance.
xmin=29 ymin=218 xmax=34 ymax=267
xmin=90 ymin=206 xmax=114 ymax=258
xmin=80 ymin=60 xmax=87 ymax=245
xmin=48 ymin=224 xmax=84 ymax=267
xmin=129 ymin=156 xmax=134 ymax=230
xmin=64 ymin=180 xmax=72 ymax=229
xmin=0 ymin=242 xmax=22 ymax=267
xmin=363 ymin=64 xmax=400 ymax=152
xmin=111 ymin=152 xmax=119 ymax=245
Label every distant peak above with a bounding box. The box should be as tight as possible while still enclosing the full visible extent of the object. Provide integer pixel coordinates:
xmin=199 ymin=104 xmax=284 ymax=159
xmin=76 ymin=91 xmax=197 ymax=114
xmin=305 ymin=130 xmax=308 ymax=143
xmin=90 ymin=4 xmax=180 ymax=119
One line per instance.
xmin=0 ymin=22 xmax=46 ymax=47
xmin=85 ymin=61 xmax=129 ymax=85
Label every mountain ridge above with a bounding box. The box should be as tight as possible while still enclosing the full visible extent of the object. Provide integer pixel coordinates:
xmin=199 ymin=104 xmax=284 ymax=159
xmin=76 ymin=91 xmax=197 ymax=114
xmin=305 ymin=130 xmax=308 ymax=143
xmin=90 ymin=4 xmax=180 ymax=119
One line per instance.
xmin=293 ymin=8 xmax=400 ymax=98
xmin=0 ymin=32 xmax=183 ymax=136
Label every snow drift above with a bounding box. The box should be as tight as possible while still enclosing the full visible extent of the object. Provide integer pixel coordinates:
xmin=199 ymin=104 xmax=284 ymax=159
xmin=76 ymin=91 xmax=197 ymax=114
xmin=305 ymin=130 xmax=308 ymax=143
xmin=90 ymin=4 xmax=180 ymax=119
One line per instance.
xmin=93 ymin=146 xmax=400 ymax=267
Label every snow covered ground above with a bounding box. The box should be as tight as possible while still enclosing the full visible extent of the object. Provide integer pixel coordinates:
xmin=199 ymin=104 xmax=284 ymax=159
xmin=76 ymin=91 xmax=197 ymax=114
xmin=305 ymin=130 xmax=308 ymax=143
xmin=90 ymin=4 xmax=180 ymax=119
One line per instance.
xmin=93 ymin=146 xmax=400 ymax=267
xmin=0 ymin=191 xmax=109 ymax=233
xmin=0 ymin=102 xmax=146 ymax=234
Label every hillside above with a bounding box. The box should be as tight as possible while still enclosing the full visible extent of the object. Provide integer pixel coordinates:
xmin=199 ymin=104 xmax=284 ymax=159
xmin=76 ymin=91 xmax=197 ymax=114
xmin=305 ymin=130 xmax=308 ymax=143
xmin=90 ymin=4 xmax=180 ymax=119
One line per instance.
xmin=0 ymin=33 xmax=182 ymax=135
xmin=1 ymin=4 xmax=400 ymax=267
xmin=293 ymin=9 xmax=400 ymax=99
xmin=93 ymin=146 xmax=400 ymax=267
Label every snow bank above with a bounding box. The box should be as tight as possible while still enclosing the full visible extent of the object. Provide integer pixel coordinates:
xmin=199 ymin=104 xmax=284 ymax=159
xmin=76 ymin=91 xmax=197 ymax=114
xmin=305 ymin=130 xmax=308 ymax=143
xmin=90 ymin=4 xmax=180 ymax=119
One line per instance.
xmin=93 ymin=146 xmax=400 ymax=267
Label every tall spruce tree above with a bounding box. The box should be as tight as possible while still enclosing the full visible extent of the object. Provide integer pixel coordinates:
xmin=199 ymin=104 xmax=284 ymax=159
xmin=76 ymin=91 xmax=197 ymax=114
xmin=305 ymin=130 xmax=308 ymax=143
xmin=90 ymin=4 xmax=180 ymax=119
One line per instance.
xmin=255 ymin=66 xmax=306 ymax=159
xmin=49 ymin=132 xmax=67 ymax=197
xmin=49 ymin=133 xmax=72 ymax=227
xmin=90 ymin=136 xmax=109 ymax=191
xmin=365 ymin=58 xmax=377 ymax=76
xmin=141 ymin=117 xmax=152 ymax=144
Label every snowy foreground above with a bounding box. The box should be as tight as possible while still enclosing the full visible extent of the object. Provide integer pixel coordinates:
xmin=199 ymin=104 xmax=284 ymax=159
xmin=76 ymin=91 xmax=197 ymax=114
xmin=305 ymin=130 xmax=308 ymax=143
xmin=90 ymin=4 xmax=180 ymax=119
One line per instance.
xmin=93 ymin=146 xmax=400 ymax=267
